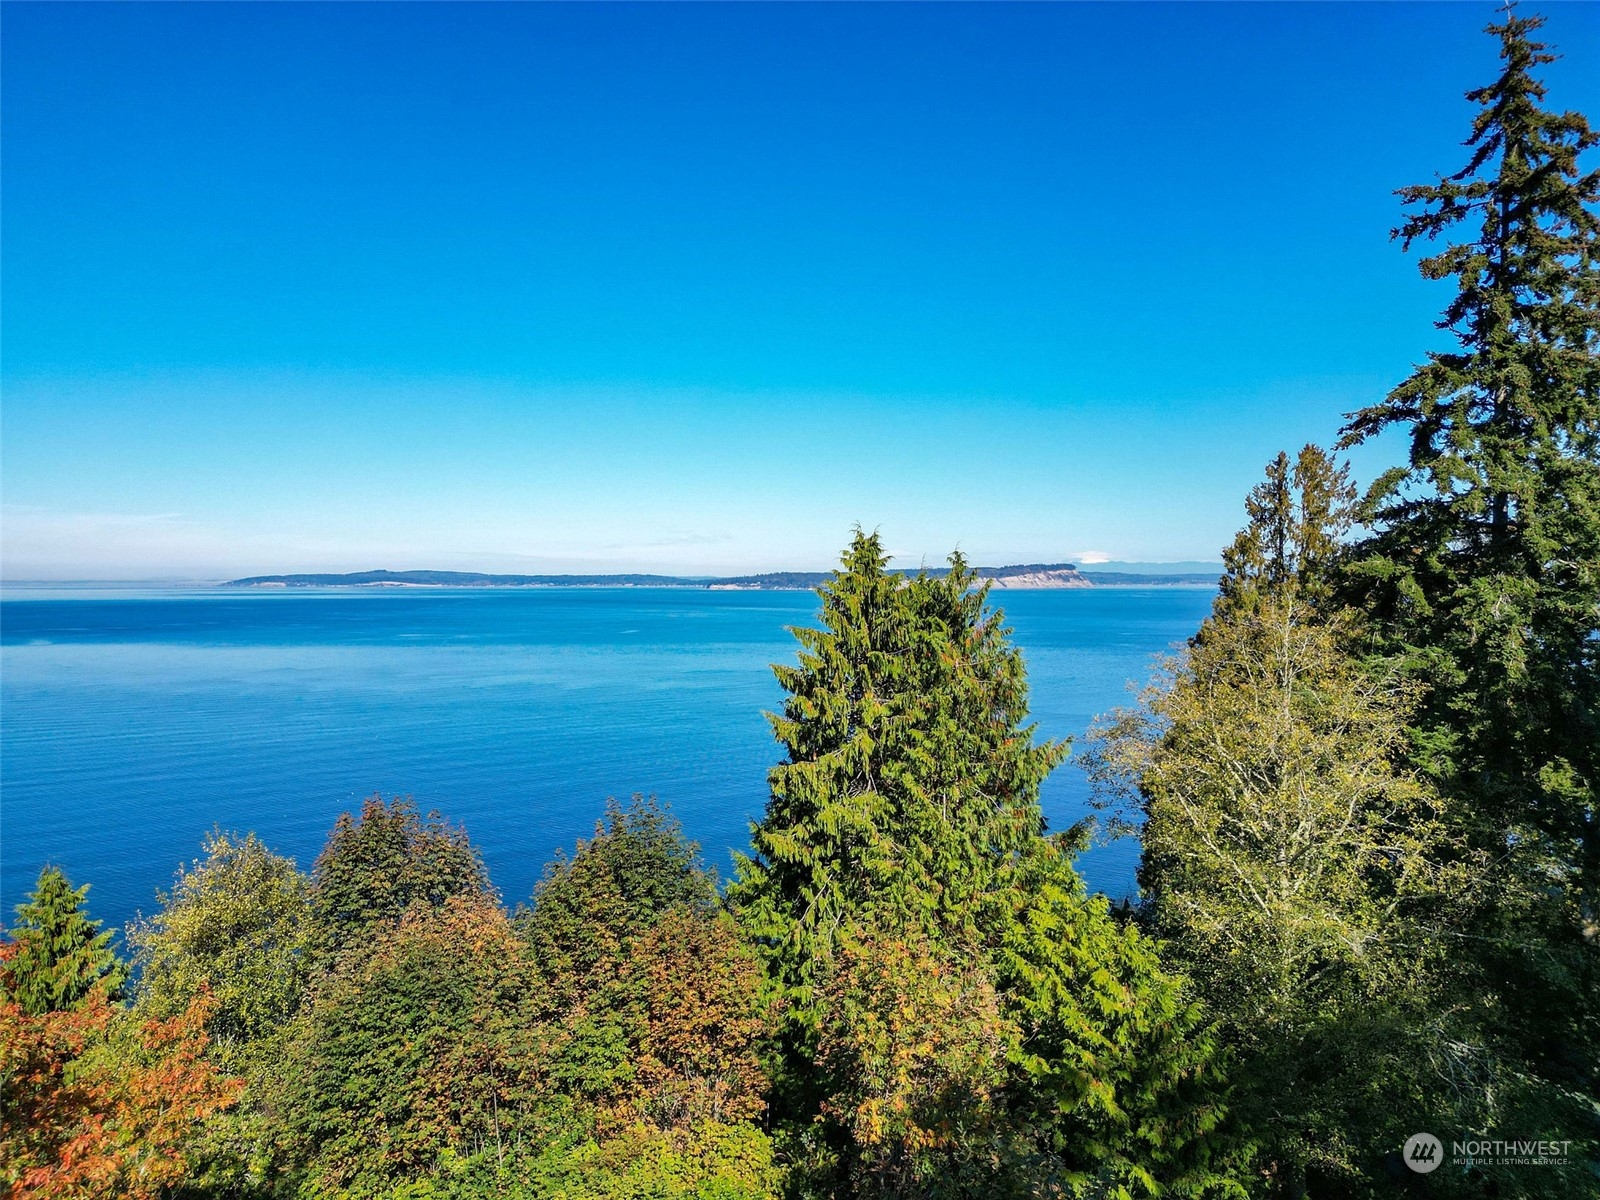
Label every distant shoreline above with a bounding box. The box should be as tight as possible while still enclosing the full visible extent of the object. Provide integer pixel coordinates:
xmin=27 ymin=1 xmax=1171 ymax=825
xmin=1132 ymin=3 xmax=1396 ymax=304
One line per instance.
xmin=220 ymin=566 xmax=1220 ymax=591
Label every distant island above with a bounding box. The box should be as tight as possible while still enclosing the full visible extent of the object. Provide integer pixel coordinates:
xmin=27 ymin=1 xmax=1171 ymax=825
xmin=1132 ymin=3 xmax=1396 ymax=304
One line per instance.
xmin=224 ymin=564 xmax=1220 ymax=590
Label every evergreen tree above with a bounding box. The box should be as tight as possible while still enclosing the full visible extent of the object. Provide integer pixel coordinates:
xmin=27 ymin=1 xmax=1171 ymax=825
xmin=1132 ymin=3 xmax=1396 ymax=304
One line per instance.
xmin=993 ymin=837 xmax=1234 ymax=1200
xmin=737 ymin=532 xmax=1232 ymax=1198
xmin=1339 ymin=4 xmax=1599 ymax=928
xmin=308 ymin=795 xmax=491 ymax=963
xmin=731 ymin=531 xmax=1065 ymax=1020
xmin=3 ymin=866 xmax=127 ymax=1016
xmin=523 ymin=796 xmax=767 ymax=1135
xmin=1213 ymin=445 xmax=1355 ymax=623
xmin=1338 ymin=7 xmax=1600 ymax=1145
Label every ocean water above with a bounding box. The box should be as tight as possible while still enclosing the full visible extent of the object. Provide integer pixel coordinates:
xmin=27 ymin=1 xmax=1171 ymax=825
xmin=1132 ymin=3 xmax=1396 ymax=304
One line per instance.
xmin=0 ymin=586 xmax=1214 ymax=935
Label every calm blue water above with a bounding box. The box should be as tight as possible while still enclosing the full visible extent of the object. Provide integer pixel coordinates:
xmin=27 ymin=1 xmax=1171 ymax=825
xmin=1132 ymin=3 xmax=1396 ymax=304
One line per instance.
xmin=0 ymin=587 xmax=1213 ymax=935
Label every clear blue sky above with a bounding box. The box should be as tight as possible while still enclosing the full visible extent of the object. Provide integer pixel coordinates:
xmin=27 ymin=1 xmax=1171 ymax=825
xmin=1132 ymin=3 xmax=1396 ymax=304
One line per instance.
xmin=4 ymin=2 xmax=1597 ymax=579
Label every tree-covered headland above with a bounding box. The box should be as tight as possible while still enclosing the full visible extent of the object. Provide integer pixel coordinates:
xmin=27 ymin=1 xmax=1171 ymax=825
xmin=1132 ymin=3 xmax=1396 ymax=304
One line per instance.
xmin=3 ymin=9 xmax=1596 ymax=1198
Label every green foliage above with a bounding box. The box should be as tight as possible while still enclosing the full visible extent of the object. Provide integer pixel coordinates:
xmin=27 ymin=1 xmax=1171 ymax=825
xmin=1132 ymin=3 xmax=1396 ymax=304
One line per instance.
xmin=268 ymin=795 xmax=778 ymax=1200
xmin=528 ymin=800 xmax=773 ymax=1167
xmin=793 ymin=844 xmax=1236 ymax=1200
xmin=1337 ymin=0 xmax=1600 ymax=870
xmin=808 ymin=926 xmax=1015 ymax=1199
xmin=1083 ymin=436 xmax=1600 ymax=1193
xmin=1091 ymin=584 xmax=1458 ymax=1190
xmin=394 ymin=1122 xmax=780 ymax=1200
xmin=308 ymin=795 xmax=491 ymax=962
xmin=994 ymin=837 xmax=1237 ymax=1200
xmin=731 ymin=531 xmax=1066 ymax=1015
xmin=2 ymin=866 xmax=127 ymax=1016
xmin=21 ymin=20 xmax=1598 ymax=1199
xmin=534 ymin=906 xmax=774 ymax=1177
xmin=1213 ymin=445 xmax=1355 ymax=624
xmin=1338 ymin=3 xmax=1599 ymax=957
xmin=1335 ymin=9 xmax=1600 ymax=1180
xmin=520 ymin=1121 xmax=780 ymax=1200
xmin=280 ymin=896 xmax=544 ymax=1198
xmin=123 ymin=832 xmax=313 ymax=1198
xmin=588 ymin=907 xmax=772 ymax=1132
xmin=521 ymin=795 xmax=717 ymax=995
xmin=736 ymin=531 xmax=1233 ymax=1199
xmin=128 ymin=829 xmax=311 ymax=1058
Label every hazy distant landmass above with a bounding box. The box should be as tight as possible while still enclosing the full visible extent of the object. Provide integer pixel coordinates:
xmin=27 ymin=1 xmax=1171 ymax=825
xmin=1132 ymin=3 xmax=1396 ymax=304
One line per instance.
xmin=1075 ymin=560 xmax=1225 ymax=576
xmin=224 ymin=564 xmax=1220 ymax=590
xmin=1074 ymin=571 xmax=1220 ymax=586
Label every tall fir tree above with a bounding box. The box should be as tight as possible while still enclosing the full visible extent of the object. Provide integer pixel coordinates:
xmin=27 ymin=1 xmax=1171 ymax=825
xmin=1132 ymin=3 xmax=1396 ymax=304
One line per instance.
xmin=2 ymin=866 xmax=127 ymax=1016
xmin=730 ymin=531 xmax=1065 ymax=1024
xmin=1213 ymin=445 xmax=1355 ymax=624
xmin=735 ymin=532 xmax=1234 ymax=1198
xmin=1338 ymin=6 xmax=1600 ymax=1136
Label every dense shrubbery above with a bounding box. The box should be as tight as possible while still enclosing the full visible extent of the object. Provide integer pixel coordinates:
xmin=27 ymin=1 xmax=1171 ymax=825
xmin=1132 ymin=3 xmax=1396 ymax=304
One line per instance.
xmin=3 ymin=798 xmax=780 ymax=1200
xmin=2 ymin=11 xmax=1595 ymax=1199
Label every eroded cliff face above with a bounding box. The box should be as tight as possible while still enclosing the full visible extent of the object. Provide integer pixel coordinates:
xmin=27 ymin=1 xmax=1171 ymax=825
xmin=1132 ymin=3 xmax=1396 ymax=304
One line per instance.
xmin=977 ymin=568 xmax=1091 ymax=589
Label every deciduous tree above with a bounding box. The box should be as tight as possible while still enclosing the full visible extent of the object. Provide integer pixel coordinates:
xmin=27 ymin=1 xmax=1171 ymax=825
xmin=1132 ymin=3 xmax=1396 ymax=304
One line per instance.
xmin=128 ymin=829 xmax=311 ymax=1059
xmin=606 ymin=907 xmax=771 ymax=1133
xmin=811 ymin=926 xmax=1013 ymax=1199
xmin=0 ymin=959 xmax=242 ymax=1200
xmin=1088 ymin=450 xmax=1480 ymax=1193
xmin=521 ymin=794 xmax=717 ymax=998
xmin=280 ymin=896 xmax=543 ymax=1197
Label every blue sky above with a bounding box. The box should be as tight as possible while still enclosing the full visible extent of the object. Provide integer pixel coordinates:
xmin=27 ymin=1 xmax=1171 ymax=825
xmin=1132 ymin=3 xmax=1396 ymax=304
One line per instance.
xmin=4 ymin=2 xmax=1598 ymax=579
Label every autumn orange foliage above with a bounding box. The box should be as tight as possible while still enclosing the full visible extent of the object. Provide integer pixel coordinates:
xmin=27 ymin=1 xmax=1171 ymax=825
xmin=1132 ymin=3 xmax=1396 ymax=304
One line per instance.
xmin=0 ymin=951 xmax=243 ymax=1200
xmin=616 ymin=908 xmax=771 ymax=1131
xmin=815 ymin=929 xmax=1010 ymax=1186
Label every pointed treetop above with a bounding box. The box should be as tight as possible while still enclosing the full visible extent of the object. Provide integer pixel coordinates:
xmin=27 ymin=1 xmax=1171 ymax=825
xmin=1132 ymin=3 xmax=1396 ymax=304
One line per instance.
xmin=3 ymin=864 xmax=127 ymax=1015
